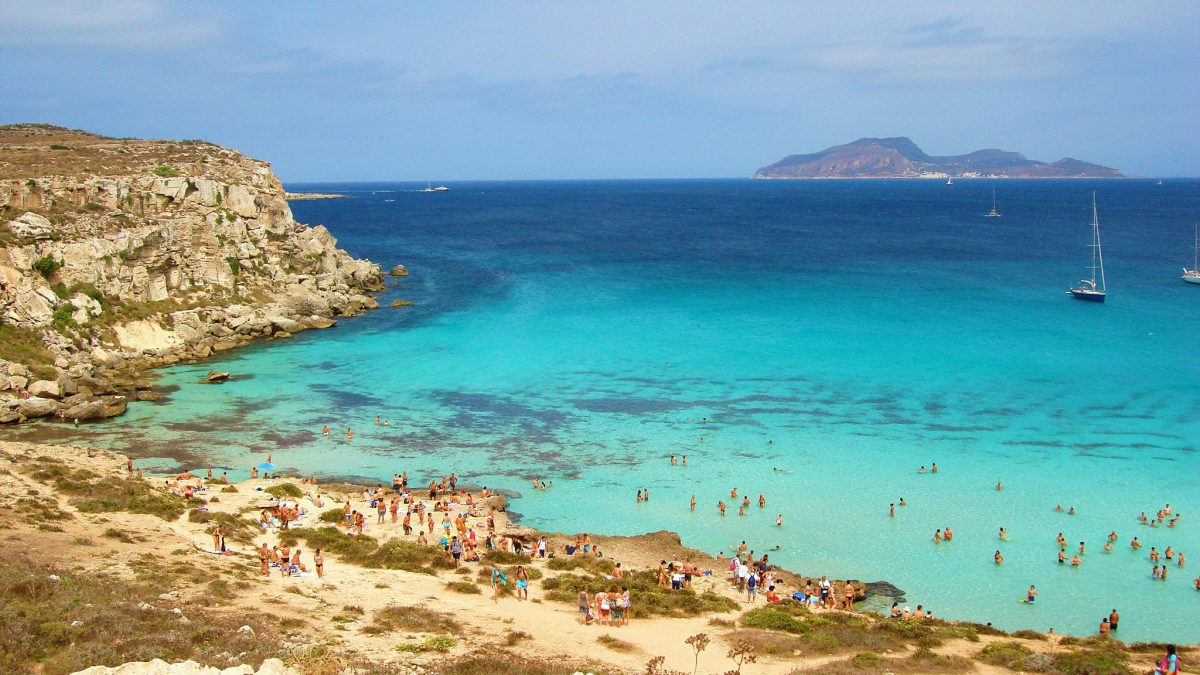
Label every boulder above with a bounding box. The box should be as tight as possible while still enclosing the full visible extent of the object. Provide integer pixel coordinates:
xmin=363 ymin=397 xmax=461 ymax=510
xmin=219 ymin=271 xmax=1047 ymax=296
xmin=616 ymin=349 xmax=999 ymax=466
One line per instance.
xmin=7 ymin=212 xmax=53 ymax=239
xmin=61 ymin=395 xmax=127 ymax=420
xmin=90 ymin=348 xmax=125 ymax=368
xmin=27 ymin=380 xmax=61 ymax=399
xmin=301 ymin=316 xmax=336 ymax=329
xmin=266 ymin=315 xmax=303 ymax=334
xmin=17 ymin=397 xmax=59 ymax=418
xmin=0 ymin=409 xmax=22 ymax=424
xmin=391 ymin=300 xmax=413 ymax=308
xmin=388 ymin=264 xmax=408 ymax=277
xmin=206 ymin=371 xmax=230 ymax=383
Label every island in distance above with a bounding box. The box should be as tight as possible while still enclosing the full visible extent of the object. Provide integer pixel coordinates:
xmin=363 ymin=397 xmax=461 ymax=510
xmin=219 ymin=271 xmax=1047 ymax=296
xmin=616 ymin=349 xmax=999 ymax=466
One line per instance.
xmin=755 ymin=137 xmax=1123 ymax=179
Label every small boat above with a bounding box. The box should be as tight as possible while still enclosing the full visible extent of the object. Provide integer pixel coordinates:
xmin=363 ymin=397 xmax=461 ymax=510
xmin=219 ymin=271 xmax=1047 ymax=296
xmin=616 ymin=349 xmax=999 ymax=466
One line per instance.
xmin=946 ymin=177 xmax=954 ymax=185
xmin=1184 ymin=224 xmax=1200 ymax=284
xmin=1157 ymin=179 xmax=1164 ymax=186
xmin=1068 ymin=193 xmax=1107 ymax=302
xmin=985 ymin=189 xmax=1001 ymax=217
xmin=419 ymin=182 xmax=435 ymax=193
xmin=432 ymin=185 xmax=449 ymax=192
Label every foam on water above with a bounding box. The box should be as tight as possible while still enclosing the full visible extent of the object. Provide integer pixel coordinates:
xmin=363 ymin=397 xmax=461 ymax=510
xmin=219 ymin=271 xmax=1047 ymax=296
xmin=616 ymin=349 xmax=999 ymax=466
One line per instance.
xmin=11 ymin=179 xmax=1198 ymax=642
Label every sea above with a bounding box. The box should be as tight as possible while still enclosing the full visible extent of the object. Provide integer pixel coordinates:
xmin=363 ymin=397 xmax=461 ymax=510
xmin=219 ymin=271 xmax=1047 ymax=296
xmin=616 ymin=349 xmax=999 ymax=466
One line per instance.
xmin=12 ymin=178 xmax=1199 ymax=643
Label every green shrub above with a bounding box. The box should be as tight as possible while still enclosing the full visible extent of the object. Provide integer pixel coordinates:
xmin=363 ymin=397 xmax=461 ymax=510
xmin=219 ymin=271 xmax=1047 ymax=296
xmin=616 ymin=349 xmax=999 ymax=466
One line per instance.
xmin=226 ymin=257 xmax=241 ymax=276
xmin=446 ymin=580 xmax=481 ymax=594
xmin=153 ymin=166 xmax=181 ymax=177
xmin=741 ymin=607 xmax=809 ymax=634
xmin=265 ymin=483 xmax=303 ymax=499
xmin=978 ymin=640 xmax=1033 ymax=669
xmin=395 ymin=635 xmax=457 ymax=653
xmin=52 ymin=304 xmax=78 ymax=328
xmin=277 ymin=527 xmax=445 ymax=575
xmin=49 ymin=144 xmax=69 ymax=150
xmin=319 ymin=508 xmax=344 ymax=523
xmin=32 ymin=255 xmax=62 ymax=278
xmin=540 ymin=569 xmax=737 ymax=618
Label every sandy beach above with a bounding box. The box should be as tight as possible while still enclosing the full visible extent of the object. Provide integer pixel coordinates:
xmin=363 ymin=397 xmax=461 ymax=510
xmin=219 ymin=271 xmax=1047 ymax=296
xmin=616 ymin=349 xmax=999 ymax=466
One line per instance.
xmin=2 ymin=439 xmax=1191 ymax=674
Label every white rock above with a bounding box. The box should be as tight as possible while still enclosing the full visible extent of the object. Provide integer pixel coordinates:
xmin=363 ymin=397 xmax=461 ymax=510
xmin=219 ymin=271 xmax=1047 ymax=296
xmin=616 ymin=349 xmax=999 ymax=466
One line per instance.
xmin=236 ymin=624 xmax=254 ymax=634
xmin=8 ymin=212 xmax=53 ymax=239
xmin=27 ymin=380 xmax=61 ymax=399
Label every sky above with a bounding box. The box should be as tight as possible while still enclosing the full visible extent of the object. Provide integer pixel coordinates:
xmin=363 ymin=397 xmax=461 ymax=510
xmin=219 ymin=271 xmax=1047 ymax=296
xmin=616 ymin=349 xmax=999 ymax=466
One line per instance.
xmin=2 ymin=1 xmax=1198 ymax=181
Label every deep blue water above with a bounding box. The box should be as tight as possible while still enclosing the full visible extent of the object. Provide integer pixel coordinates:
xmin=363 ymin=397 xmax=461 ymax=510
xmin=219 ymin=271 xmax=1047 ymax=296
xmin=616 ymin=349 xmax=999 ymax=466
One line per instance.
xmin=22 ymin=178 xmax=1200 ymax=642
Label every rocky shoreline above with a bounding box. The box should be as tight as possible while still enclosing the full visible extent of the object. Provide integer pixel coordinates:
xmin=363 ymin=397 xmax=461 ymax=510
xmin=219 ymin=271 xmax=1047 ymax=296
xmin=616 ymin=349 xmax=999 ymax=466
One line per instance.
xmin=0 ymin=124 xmax=388 ymax=424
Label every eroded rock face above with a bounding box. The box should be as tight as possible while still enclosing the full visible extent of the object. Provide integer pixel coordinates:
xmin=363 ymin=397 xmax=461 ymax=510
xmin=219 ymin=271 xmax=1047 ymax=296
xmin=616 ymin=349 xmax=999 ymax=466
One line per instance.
xmin=0 ymin=125 xmax=388 ymax=423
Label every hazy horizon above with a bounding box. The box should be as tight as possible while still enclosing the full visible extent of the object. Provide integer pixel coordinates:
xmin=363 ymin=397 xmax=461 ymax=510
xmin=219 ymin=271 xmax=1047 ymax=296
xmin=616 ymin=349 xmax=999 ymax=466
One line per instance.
xmin=3 ymin=1 xmax=1197 ymax=181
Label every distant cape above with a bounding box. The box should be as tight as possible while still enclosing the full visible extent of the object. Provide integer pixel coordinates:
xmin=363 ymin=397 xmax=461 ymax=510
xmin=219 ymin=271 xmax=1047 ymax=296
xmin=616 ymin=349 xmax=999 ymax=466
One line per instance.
xmin=754 ymin=137 xmax=1122 ymax=179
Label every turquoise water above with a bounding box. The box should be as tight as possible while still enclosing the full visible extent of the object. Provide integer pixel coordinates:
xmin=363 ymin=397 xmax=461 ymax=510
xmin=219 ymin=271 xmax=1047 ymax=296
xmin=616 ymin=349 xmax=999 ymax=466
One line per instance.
xmin=11 ymin=179 xmax=1199 ymax=642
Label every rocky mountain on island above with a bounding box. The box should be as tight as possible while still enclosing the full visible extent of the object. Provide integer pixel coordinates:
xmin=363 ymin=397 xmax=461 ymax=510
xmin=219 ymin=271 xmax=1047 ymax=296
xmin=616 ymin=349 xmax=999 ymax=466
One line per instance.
xmin=0 ymin=124 xmax=385 ymax=423
xmin=754 ymin=137 xmax=1123 ymax=179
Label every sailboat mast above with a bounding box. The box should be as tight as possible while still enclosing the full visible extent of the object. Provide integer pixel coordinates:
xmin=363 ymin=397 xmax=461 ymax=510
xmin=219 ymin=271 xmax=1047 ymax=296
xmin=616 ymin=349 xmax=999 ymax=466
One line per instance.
xmin=1194 ymin=223 xmax=1198 ymax=270
xmin=1092 ymin=193 xmax=1106 ymax=291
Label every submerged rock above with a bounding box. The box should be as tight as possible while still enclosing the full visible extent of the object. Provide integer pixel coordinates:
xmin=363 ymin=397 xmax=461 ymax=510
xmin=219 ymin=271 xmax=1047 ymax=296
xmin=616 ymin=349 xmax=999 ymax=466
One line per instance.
xmin=206 ymin=371 xmax=231 ymax=383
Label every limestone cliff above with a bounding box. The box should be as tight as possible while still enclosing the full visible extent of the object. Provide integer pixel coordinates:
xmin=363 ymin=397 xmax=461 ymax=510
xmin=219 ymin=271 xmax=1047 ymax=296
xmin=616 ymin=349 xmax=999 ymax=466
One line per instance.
xmin=0 ymin=124 xmax=385 ymax=423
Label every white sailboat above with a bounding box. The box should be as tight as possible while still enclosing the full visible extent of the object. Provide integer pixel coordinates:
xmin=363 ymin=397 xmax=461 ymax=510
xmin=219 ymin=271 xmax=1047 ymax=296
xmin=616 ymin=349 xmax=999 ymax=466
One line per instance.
xmin=985 ymin=189 xmax=1001 ymax=217
xmin=420 ymin=182 xmax=448 ymax=193
xmin=946 ymin=177 xmax=954 ymax=185
xmin=1068 ymin=193 xmax=1107 ymax=302
xmin=419 ymin=182 xmax=435 ymax=193
xmin=1184 ymin=224 xmax=1200 ymax=284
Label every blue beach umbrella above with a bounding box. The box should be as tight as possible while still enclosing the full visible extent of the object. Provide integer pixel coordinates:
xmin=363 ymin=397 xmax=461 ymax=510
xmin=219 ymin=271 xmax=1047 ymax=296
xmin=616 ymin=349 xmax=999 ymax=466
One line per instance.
xmin=256 ymin=462 xmax=276 ymax=471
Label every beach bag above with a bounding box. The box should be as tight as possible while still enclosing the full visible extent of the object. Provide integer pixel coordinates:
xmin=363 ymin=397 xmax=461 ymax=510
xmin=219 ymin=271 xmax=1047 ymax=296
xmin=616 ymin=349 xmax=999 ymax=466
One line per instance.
xmin=600 ymin=600 xmax=609 ymax=610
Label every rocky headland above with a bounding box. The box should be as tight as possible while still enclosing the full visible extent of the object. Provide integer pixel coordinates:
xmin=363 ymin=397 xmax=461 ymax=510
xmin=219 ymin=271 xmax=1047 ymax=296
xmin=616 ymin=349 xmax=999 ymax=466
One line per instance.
xmin=0 ymin=124 xmax=385 ymax=424
xmin=755 ymin=137 xmax=1123 ymax=179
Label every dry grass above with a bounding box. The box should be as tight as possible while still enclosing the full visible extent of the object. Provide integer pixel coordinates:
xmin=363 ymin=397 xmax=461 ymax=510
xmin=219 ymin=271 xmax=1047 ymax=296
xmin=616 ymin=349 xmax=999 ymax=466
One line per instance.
xmin=0 ymin=557 xmax=284 ymax=675
xmin=363 ymin=604 xmax=461 ymax=635
xmin=596 ymin=634 xmax=638 ymax=652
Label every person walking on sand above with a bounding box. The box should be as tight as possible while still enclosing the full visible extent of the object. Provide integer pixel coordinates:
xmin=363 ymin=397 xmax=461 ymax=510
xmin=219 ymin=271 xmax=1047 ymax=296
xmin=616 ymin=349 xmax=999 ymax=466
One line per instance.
xmin=515 ymin=565 xmax=529 ymax=600
xmin=491 ymin=563 xmax=507 ymax=602
xmin=578 ymin=587 xmax=592 ymax=624
xmin=314 ymin=549 xmax=323 ymax=578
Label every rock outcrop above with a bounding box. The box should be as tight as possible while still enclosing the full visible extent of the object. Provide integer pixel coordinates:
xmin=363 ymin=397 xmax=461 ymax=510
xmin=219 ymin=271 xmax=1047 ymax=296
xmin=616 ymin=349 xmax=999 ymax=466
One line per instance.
xmin=0 ymin=124 xmax=386 ymax=423
xmin=72 ymin=657 xmax=298 ymax=675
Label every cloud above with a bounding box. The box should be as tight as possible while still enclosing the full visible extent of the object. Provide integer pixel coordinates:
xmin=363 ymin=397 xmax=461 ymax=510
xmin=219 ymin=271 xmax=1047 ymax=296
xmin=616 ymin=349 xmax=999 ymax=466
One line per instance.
xmin=0 ymin=0 xmax=219 ymax=49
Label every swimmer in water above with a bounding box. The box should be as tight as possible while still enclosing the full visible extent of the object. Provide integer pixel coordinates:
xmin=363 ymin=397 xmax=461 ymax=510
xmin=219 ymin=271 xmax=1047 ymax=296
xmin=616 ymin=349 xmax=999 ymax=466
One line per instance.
xmin=996 ymin=481 xmax=1004 ymax=491
xmin=889 ymin=503 xmax=895 ymax=517
xmin=776 ymin=514 xmax=783 ymax=526
xmin=994 ymin=550 xmax=1003 ymax=564
xmin=999 ymin=527 xmax=1009 ymax=541
xmin=899 ymin=497 xmax=907 ymax=507
xmin=931 ymin=463 xmax=938 ymax=473
xmin=1025 ymin=585 xmax=1037 ymax=603
xmin=690 ymin=495 xmax=696 ymax=511
xmin=918 ymin=465 xmax=927 ymax=474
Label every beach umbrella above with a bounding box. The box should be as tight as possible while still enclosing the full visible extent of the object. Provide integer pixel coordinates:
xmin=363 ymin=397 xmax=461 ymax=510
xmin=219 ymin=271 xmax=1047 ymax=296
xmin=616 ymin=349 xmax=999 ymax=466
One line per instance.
xmin=257 ymin=462 xmax=276 ymax=471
